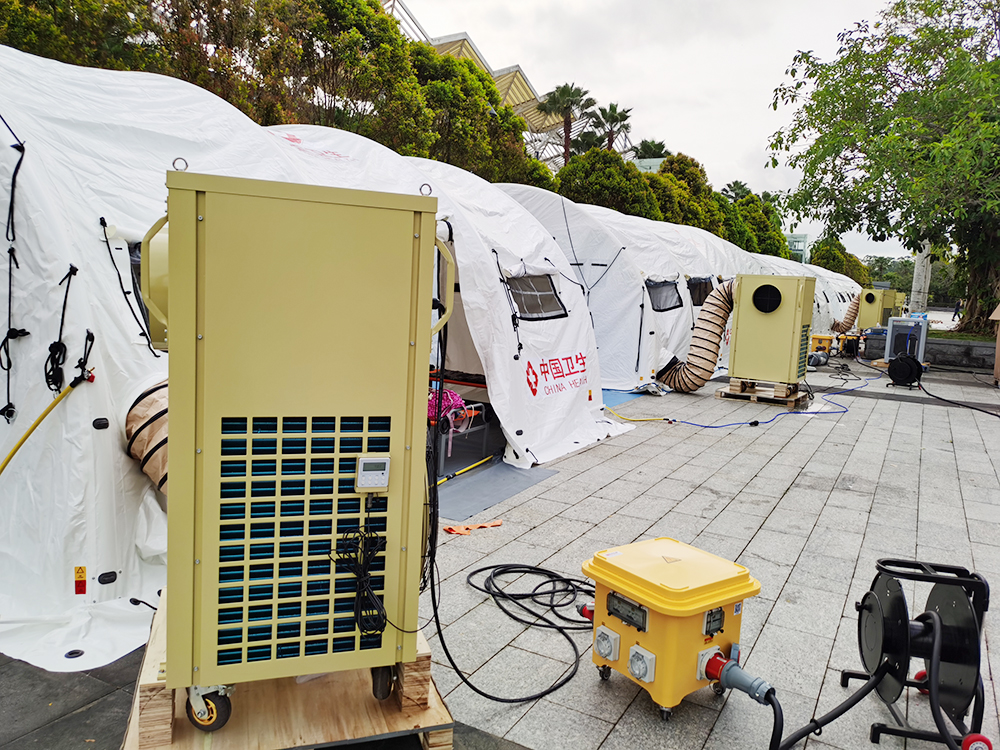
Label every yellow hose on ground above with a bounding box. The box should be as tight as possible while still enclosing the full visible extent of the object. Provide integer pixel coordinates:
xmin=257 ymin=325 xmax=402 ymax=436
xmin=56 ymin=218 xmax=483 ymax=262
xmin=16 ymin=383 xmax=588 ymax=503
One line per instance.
xmin=832 ymin=294 xmax=860 ymax=333
xmin=0 ymin=382 xmax=78 ymax=477
xmin=656 ymin=279 xmax=735 ymax=393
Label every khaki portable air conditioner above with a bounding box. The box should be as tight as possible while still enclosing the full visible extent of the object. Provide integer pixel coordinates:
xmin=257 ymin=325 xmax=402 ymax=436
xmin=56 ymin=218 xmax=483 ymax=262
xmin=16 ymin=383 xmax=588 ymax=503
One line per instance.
xmin=729 ymin=275 xmax=815 ymax=385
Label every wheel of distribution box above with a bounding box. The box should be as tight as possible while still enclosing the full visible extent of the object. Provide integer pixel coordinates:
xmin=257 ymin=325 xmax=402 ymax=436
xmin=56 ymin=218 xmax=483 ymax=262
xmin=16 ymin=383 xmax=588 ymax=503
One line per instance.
xmin=962 ymin=734 xmax=993 ymax=750
xmin=711 ymin=682 xmax=726 ymax=696
xmin=185 ymin=692 xmax=232 ymax=732
xmin=597 ymin=665 xmax=611 ymax=681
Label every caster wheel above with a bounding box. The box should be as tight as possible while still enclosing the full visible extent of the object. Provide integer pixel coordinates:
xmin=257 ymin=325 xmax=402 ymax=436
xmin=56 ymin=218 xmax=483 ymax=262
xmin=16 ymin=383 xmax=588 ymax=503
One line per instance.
xmin=598 ymin=665 xmax=612 ymax=681
xmin=185 ymin=692 xmax=232 ymax=732
xmin=962 ymin=734 xmax=993 ymax=750
xmin=711 ymin=682 xmax=726 ymax=696
xmin=914 ymin=669 xmax=929 ymax=696
xmin=371 ymin=665 xmax=394 ymax=700
xmin=658 ymin=706 xmax=671 ymax=722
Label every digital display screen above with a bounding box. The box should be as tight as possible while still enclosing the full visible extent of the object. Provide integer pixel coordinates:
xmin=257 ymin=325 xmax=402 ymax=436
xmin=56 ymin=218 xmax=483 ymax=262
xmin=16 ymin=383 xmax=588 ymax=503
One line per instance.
xmin=362 ymin=461 xmax=386 ymax=472
xmin=607 ymin=591 xmax=647 ymax=632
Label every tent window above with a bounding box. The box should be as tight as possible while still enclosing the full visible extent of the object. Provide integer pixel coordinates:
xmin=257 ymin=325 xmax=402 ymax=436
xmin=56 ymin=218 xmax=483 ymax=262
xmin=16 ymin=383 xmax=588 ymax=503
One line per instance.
xmin=504 ymin=275 xmax=568 ymax=321
xmin=687 ymin=277 xmax=714 ymax=306
xmin=645 ymin=279 xmax=683 ymax=312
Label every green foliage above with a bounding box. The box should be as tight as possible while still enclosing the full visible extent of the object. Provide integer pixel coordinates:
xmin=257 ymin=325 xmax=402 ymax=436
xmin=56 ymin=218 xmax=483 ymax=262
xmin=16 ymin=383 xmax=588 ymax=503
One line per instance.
xmin=305 ymin=0 xmax=433 ymax=151
xmin=409 ymin=42 xmax=535 ymax=181
xmin=658 ymin=152 xmax=711 ymax=198
xmin=736 ymin=195 xmax=790 ymax=258
xmin=588 ymin=102 xmax=632 ymax=150
xmin=571 ymin=130 xmax=604 ymax=156
xmin=721 ymin=181 xmax=751 ymax=202
xmin=864 ymin=255 xmax=915 ymax=295
xmin=0 ymin=0 xmax=160 ymax=70
xmin=714 ymin=193 xmax=758 ymax=253
xmin=558 ymin=148 xmax=662 ymax=221
xmin=537 ymin=82 xmax=596 ymax=168
xmin=769 ymin=0 xmax=1000 ymax=331
xmin=631 ymin=139 xmax=669 ymax=159
xmin=643 ymin=173 xmax=687 ymax=224
xmin=812 ymin=237 xmax=871 ymax=285
xmin=654 ymin=153 xmax=723 ymax=234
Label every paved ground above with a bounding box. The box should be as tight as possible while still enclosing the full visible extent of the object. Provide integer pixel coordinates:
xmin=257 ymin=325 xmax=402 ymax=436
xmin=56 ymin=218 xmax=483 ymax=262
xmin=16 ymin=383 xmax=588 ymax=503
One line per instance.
xmin=421 ymin=363 xmax=1000 ymax=750
xmin=2 ymin=361 xmax=997 ymax=750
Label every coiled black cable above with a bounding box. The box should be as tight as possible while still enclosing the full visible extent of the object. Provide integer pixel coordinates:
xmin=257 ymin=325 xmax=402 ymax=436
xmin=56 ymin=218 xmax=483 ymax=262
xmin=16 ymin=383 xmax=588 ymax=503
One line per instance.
xmin=429 ymin=561 xmax=595 ymax=704
xmin=44 ymin=264 xmax=77 ymax=393
xmin=334 ymin=503 xmax=389 ymax=637
xmin=1 ymin=246 xmax=29 ymax=422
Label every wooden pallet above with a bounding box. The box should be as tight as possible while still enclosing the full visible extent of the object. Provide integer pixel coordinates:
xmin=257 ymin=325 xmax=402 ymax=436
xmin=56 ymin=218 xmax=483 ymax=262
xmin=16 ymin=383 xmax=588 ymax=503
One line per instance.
xmin=715 ymin=379 xmax=810 ymax=407
xmin=123 ymin=594 xmax=452 ymax=750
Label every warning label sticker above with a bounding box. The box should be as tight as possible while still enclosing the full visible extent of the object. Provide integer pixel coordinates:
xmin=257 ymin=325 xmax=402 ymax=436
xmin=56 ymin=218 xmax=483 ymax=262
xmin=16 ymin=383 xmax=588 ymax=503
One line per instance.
xmin=74 ymin=566 xmax=86 ymax=581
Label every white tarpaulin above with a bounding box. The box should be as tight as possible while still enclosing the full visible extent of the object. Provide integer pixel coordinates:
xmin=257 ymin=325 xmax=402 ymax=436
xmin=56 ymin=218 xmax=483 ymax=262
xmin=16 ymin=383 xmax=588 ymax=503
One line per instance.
xmin=0 ymin=47 xmax=631 ymax=669
xmin=498 ymin=184 xmax=690 ymax=391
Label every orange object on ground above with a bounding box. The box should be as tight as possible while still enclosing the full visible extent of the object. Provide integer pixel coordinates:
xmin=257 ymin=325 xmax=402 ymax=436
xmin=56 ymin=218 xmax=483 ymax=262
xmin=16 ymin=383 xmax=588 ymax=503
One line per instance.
xmin=443 ymin=520 xmax=502 ymax=535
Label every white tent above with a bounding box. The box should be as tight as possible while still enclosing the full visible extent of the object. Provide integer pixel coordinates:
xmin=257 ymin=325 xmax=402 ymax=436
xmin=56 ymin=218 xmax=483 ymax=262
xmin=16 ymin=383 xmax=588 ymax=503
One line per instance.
xmin=0 ymin=47 xmax=632 ymax=670
xmin=497 ymin=184 xmax=690 ymax=392
xmin=270 ymin=129 xmax=629 ymax=467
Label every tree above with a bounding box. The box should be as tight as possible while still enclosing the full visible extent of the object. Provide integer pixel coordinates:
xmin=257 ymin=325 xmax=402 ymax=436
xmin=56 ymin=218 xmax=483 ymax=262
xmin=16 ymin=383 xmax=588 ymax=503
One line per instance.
xmin=736 ymin=195 xmax=791 ymax=258
xmin=655 ymin=153 xmax=723 ymax=235
xmin=536 ymin=82 xmax=596 ymax=167
xmin=631 ymin=139 xmax=670 ymax=159
xmin=714 ymin=193 xmax=758 ymax=253
xmin=722 ymin=181 xmax=752 ymax=202
xmin=304 ymin=0 xmax=434 ymax=151
xmin=570 ymin=130 xmax=604 ymax=156
xmin=644 ymin=172 xmax=687 ymax=224
xmin=557 ymin=149 xmax=662 ymax=221
xmin=0 ymin=0 xmax=160 ymax=71
xmin=769 ymin=0 xmax=1000 ymax=332
xmin=812 ymin=237 xmax=871 ymax=285
xmin=588 ymin=102 xmax=632 ymax=150
xmin=409 ymin=42 xmax=535 ymax=181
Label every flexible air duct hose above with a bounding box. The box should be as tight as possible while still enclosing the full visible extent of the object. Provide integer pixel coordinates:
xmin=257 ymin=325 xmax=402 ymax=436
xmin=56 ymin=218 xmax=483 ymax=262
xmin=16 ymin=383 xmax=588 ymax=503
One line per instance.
xmin=656 ymin=279 xmax=734 ymax=393
xmin=831 ymin=294 xmax=860 ymax=333
xmin=125 ymin=380 xmax=168 ymax=495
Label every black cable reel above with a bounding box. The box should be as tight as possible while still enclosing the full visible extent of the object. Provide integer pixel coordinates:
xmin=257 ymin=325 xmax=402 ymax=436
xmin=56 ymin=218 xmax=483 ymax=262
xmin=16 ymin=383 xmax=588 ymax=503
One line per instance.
xmin=845 ymin=559 xmax=991 ymax=748
xmin=888 ymin=352 xmax=923 ymax=387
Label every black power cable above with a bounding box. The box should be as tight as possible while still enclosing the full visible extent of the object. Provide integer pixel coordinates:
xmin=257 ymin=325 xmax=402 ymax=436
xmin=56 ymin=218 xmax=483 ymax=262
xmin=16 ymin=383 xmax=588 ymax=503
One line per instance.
xmin=919 ymin=379 xmax=1000 ymax=421
xmin=99 ymin=218 xmax=158 ymax=358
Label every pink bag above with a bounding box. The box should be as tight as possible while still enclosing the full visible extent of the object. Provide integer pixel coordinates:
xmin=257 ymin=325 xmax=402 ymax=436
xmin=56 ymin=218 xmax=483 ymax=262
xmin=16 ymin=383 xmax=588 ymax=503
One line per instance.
xmin=428 ymin=388 xmax=465 ymax=420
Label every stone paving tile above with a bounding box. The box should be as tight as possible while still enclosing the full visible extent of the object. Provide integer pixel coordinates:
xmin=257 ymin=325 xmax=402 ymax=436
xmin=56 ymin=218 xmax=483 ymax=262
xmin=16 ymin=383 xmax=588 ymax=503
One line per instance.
xmin=517 ymin=516 xmax=595 ymax=550
xmin=504 ymin=699 xmax=613 ymax=750
xmin=691 ymin=532 xmax=747 ymax=562
xmin=702 ymin=686 xmax=815 ymax=750
xmin=743 ymin=624 xmax=833 ymax=699
xmin=0 ymin=661 xmax=115 ymax=745
xmin=557 ymin=496 xmax=626 ymax=525
xmin=500 ymin=498 xmax=574 ymax=528
xmin=598 ymin=693 xmax=720 ymax=750
xmin=744 ymin=529 xmax=808 ymax=566
xmin=644 ymin=510 xmax=712 ymax=543
xmin=768 ymin=582 xmax=846 ymax=640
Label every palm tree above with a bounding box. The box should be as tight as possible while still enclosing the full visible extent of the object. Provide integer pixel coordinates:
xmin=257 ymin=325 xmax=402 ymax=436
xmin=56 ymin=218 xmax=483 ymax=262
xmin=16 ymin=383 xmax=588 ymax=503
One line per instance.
xmin=588 ymin=103 xmax=632 ymax=151
xmin=571 ymin=130 xmax=604 ymax=156
xmin=537 ymin=83 xmax=596 ymax=166
xmin=631 ymin=139 xmax=669 ymax=160
xmin=722 ymin=180 xmax=752 ymax=202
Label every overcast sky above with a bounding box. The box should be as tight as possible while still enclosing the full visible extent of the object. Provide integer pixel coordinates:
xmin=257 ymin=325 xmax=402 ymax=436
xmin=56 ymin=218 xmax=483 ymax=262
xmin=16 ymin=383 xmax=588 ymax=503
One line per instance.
xmin=398 ymin=0 xmax=908 ymax=260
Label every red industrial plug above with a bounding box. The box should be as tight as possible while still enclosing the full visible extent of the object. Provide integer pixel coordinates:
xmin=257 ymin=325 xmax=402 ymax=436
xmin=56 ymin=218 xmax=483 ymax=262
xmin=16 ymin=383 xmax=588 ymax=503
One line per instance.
xmin=704 ymin=652 xmax=729 ymax=682
xmin=577 ymin=601 xmax=595 ymax=621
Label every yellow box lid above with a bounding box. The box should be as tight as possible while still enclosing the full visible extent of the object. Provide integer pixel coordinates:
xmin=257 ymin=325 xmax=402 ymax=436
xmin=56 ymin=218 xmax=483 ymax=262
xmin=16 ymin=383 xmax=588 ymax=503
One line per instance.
xmin=582 ymin=538 xmax=761 ymax=616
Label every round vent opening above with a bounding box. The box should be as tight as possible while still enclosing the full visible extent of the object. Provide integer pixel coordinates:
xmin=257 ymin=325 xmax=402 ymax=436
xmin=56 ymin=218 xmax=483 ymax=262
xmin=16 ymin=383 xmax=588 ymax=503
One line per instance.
xmin=865 ymin=292 xmax=876 ymax=304
xmin=752 ymin=284 xmax=782 ymax=313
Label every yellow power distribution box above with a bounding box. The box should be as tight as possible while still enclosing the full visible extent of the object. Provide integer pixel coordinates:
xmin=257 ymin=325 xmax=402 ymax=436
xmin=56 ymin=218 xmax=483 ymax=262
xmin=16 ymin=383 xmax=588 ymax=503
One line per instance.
xmin=857 ymin=288 xmax=897 ymax=329
xmin=582 ymin=539 xmax=761 ymax=713
xmin=729 ymin=274 xmax=815 ymax=384
xmin=146 ymin=172 xmax=440 ymax=693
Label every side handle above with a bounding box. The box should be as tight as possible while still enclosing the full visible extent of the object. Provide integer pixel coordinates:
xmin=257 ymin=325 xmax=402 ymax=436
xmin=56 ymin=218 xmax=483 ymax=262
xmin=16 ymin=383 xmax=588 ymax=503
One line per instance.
xmin=431 ymin=240 xmax=455 ymax=336
xmin=141 ymin=215 xmax=168 ymax=338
